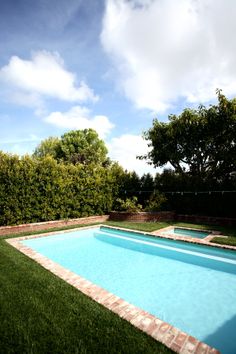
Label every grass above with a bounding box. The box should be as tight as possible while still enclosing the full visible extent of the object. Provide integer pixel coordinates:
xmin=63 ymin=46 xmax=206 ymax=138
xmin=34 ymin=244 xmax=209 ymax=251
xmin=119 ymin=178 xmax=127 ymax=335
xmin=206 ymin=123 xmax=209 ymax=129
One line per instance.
xmin=0 ymin=223 xmax=172 ymax=354
xmin=105 ymin=221 xmax=236 ymax=247
xmin=210 ymin=236 xmax=236 ymax=247
xmin=5 ymin=219 xmax=236 ymax=244
xmin=105 ymin=220 xmax=172 ymax=232
xmin=105 ymin=220 xmax=217 ymax=232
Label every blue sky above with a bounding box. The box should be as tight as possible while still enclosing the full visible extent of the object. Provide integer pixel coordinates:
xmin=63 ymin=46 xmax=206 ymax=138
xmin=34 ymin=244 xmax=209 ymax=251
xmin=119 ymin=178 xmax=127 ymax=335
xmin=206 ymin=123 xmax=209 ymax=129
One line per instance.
xmin=0 ymin=0 xmax=236 ymax=175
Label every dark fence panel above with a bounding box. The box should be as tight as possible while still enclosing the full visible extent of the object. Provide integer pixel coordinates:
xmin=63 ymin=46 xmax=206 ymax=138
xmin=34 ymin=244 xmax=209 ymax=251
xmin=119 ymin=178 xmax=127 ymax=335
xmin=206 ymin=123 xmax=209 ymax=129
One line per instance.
xmin=164 ymin=191 xmax=236 ymax=218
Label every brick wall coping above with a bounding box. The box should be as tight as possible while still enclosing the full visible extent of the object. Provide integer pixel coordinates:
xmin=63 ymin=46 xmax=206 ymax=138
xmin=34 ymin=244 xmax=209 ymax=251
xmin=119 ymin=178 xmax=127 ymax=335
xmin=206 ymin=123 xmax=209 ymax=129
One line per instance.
xmin=6 ymin=224 xmax=221 ymax=354
xmin=0 ymin=215 xmax=109 ymax=236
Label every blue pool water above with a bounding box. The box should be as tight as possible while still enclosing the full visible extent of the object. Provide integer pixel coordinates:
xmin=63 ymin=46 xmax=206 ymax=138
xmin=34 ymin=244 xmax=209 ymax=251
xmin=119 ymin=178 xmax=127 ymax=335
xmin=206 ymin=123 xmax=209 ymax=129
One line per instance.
xmin=164 ymin=227 xmax=209 ymax=238
xmin=22 ymin=226 xmax=236 ymax=354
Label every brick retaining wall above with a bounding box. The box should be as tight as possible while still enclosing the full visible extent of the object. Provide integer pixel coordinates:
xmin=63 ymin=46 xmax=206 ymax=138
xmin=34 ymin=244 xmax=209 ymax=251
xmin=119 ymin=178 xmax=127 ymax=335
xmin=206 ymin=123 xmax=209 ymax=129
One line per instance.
xmin=0 ymin=215 xmax=109 ymax=236
xmin=109 ymin=211 xmax=175 ymax=222
xmin=1 ymin=212 xmax=235 ymax=237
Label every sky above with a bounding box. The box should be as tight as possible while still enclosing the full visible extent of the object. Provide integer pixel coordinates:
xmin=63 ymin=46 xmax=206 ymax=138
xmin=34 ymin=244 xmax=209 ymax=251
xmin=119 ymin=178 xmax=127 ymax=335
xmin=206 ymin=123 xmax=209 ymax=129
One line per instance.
xmin=0 ymin=0 xmax=236 ymax=175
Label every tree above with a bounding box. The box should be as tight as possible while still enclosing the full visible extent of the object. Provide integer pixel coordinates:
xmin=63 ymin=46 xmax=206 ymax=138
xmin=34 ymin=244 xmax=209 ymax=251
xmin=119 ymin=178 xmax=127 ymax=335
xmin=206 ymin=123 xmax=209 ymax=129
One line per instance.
xmin=139 ymin=90 xmax=236 ymax=181
xmin=140 ymin=173 xmax=154 ymax=192
xmin=57 ymin=129 xmax=108 ymax=165
xmin=33 ymin=137 xmax=60 ymax=159
xmin=33 ymin=129 xmax=109 ymax=166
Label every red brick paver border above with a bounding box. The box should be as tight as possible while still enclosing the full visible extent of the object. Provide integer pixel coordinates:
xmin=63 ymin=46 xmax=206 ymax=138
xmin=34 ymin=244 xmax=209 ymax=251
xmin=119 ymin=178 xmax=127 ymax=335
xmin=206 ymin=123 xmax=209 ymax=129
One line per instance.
xmin=6 ymin=225 xmax=224 ymax=354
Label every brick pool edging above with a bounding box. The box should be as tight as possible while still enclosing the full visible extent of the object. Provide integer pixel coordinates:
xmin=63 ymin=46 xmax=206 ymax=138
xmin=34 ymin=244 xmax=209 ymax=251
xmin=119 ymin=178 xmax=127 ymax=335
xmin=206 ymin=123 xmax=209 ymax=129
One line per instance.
xmin=6 ymin=225 xmax=221 ymax=354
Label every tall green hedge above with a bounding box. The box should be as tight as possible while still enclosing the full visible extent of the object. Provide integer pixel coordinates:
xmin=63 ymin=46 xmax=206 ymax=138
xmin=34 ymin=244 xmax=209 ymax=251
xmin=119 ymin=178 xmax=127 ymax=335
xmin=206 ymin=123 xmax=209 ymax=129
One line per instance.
xmin=0 ymin=152 xmax=116 ymax=226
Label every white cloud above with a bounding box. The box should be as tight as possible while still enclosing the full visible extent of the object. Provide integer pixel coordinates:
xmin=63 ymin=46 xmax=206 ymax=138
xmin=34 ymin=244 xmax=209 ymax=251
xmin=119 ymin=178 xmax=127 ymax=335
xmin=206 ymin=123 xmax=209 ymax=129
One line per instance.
xmin=101 ymin=0 xmax=236 ymax=112
xmin=108 ymin=134 xmax=158 ymax=175
xmin=0 ymin=51 xmax=97 ymax=104
xmin=44 ymin=106 xmax=114 ymax=138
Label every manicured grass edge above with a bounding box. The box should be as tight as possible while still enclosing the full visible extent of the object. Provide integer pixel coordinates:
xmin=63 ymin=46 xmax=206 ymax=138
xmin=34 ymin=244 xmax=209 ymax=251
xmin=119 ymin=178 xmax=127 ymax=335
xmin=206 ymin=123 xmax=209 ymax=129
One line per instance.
xmin=211 ymin=236 xmax=236 ymax=247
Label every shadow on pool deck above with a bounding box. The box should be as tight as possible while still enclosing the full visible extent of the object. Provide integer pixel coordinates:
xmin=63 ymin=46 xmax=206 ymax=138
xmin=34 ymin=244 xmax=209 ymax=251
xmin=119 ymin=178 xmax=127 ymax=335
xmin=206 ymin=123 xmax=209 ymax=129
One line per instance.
xmin=203 ymin=314 xmax=236 ymax=354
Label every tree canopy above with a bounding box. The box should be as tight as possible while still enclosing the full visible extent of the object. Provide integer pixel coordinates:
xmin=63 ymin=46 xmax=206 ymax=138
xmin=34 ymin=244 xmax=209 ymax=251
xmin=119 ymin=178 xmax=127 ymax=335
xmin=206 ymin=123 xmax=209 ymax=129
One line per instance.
xmin=33 ymin=129 xmax=109 ymax=166
xmin=139 ymin=90 xmax=236 ymax=181
xmin=33 ymin=136 xmax=60 ymax=159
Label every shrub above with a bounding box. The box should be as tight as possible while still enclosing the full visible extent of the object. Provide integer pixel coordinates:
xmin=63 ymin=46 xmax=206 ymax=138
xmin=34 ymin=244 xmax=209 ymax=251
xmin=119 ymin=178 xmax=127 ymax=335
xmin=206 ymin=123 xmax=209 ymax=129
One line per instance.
xmin=115 ymin=197 xmax=142 ymax=212
xmin=144 ymin=191 xmax=167 ymax=212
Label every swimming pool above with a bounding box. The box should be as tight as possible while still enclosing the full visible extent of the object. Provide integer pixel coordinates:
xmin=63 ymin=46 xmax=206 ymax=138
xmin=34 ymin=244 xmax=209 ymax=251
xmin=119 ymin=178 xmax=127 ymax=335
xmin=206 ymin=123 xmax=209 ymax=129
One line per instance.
xmin=162 ymin=227 xmax=210 ymax=239
xmin=20 ymin=226 xmax=236 ymax=354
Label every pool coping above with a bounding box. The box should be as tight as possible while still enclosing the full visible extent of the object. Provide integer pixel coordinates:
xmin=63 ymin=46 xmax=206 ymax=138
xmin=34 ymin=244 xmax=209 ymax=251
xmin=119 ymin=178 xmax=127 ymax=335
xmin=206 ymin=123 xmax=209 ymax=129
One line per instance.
xmin=5 ymin=224 xmax=225 ymax=354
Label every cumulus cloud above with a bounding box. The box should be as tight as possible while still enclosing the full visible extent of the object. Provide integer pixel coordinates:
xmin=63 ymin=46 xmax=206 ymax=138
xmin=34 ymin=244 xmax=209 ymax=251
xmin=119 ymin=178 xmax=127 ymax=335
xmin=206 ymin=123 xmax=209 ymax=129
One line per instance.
xmin=0 ymin=51 xmax=97 ymax=104
xmin=108 ymin=134 xmax=157 ymax=175
xmin=44 ymin=106 xmax=114 ymax=138
xmin=101 ymin=0 xmax=236 ymax=112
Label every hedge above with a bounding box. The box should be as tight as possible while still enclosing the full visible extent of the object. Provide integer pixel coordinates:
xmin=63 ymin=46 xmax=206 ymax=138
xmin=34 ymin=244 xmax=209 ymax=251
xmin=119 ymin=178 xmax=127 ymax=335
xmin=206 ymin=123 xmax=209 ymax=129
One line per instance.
xmin=0 ymin=152 xmax=116 ymax=226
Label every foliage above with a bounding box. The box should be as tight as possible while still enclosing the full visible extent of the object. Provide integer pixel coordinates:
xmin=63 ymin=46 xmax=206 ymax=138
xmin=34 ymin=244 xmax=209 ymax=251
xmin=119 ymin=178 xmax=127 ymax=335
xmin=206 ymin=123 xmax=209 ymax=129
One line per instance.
xmin=120 ymin=171 xmax=141 ymax=197
xmin=115 ymin=196 xmax=142 ymax=212
xmin=33 ymin=129 xmax=109 ymax=166
xmin=144 ymin=190 xmax=167 ymax=212
xmin=139 ymin=90 xmax=236 ymax=181
xmin=140 ymin=173 xmax=154 ymax=192
xmin=0 ymin=152 xmax=115 ymax=225
xmin=57 ymin=129 xmax=108 ymax=165
xmin=33 ymin=136 xmax=60 ymax=159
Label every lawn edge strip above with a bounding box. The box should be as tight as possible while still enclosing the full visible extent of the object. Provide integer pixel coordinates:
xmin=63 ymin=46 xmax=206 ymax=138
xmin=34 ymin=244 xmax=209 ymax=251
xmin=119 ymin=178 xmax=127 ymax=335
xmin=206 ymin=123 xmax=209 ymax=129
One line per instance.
xmin=6 ymin=225 xmax=220 ymax=354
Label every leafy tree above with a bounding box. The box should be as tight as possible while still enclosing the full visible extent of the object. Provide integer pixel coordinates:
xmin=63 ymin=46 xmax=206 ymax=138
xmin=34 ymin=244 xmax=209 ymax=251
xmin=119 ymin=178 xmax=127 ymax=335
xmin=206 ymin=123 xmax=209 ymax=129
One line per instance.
xmin=139 ymin=90 xmax=236 ymax=181
xmin=57 ymin=129 xmax=108 ymax=165
xmin=116 ymin=196 xmax=142 ymax=212
xmin=33 ymin=137 xmax=60 ymax=159
xmin=144 ymin=190 xmax=167 ymax=211
xmin=140 ymin=173 xmax=154 ymax=191
xmin=122 ymin=171 xmax=141 ymax=195
xmin=33 ymin=129 xmax=109 ymax=166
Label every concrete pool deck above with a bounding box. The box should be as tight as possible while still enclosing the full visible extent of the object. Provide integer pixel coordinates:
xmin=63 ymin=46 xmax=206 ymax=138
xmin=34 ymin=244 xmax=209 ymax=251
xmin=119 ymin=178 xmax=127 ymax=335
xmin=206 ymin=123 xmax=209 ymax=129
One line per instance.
xmin=6 ymin=224 xmax=236 ymax=354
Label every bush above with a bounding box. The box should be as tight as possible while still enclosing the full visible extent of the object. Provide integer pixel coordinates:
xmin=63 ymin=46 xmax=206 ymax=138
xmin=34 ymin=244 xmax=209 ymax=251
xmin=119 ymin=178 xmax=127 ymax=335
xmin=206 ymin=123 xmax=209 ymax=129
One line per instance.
xmin=115 ymin=197 xmax=142 ymax=213
xmin=144 ymin=191 xmax=167 ymax=212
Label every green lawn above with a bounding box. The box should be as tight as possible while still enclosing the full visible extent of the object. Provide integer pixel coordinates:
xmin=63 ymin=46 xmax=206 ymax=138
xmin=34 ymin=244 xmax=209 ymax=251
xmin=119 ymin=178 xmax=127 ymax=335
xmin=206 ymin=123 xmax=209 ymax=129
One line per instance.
xmin=210 ymin=236 xmax=236 ymax=247
xmin=105 ymin=221 xmax=236 ymax=246
xmin=0 ymin=224 xmax=172 ymax=354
